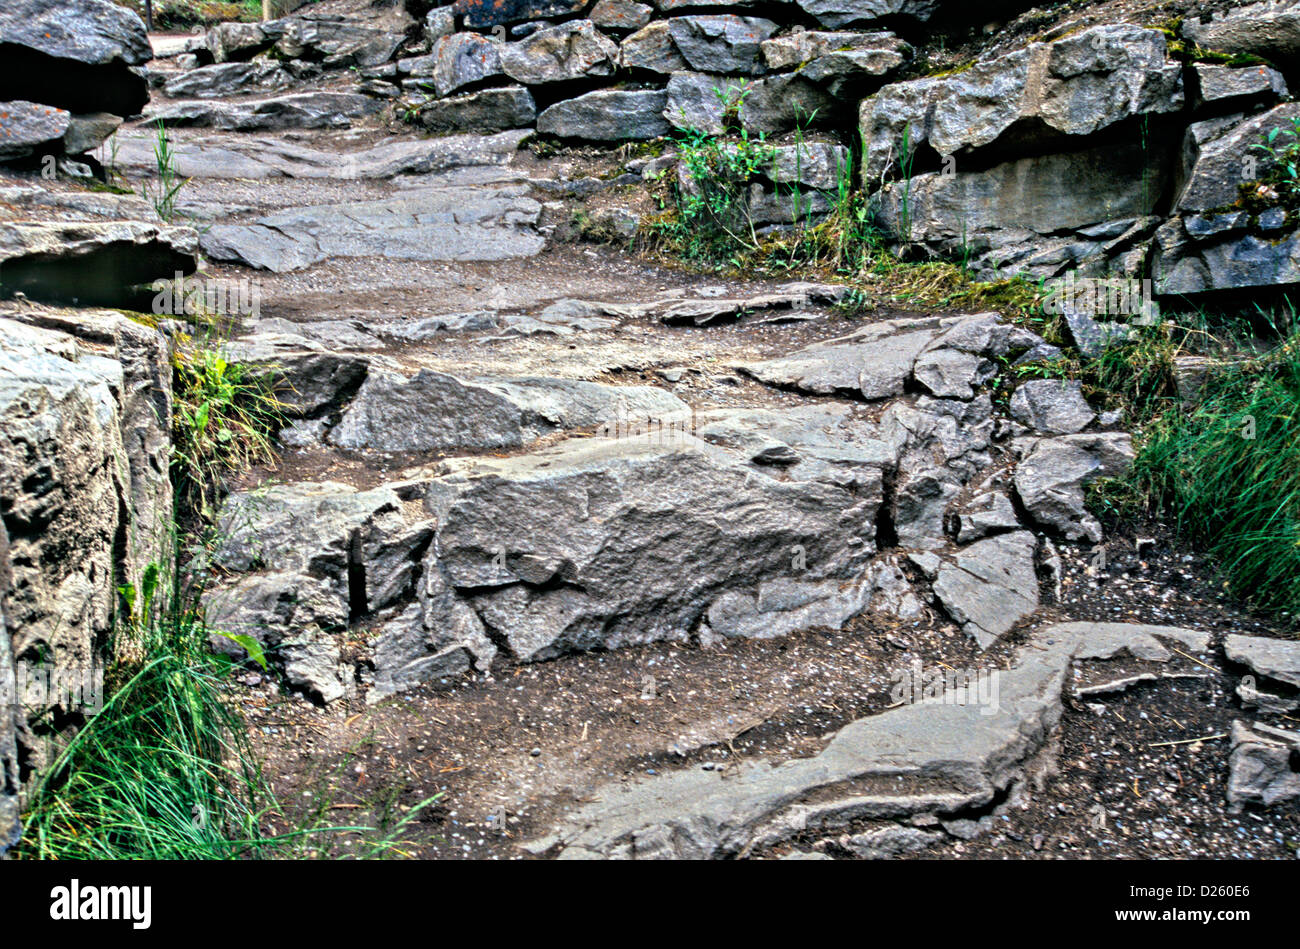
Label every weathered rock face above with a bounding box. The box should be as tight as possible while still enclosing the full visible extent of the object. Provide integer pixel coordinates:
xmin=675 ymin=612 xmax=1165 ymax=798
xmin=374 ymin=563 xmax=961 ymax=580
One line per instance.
xmin=1013 ymin=433 xmax=1134 ymax=543
xmin=418 ymin=86 xmax=537 ymax=133
xmin=500 ymin=22 xmax=620 ymax=85
xmin=0 ymin=311 xmax=171 ymax=778
xmin=422 ymin=423 xmax=885 ymax=662
xmin=0 ymin=101 xmax=71 ymax=160
xmin=859 ymin=25 xmax=1183 ymax=181
xmin=328 ymin=371 xmax=689 ymax=453
xmin=1010 ymin=379 xmax=1096 ymax=435
xmin=932 ymin=531 xmax=1039 ymax=648
xmin=200 ymin=181 xmax=543 ymax=273
xmin=1182 ymin=2 xmax=1300 ymax=69
xmin=666 ymin=16 xmax=778 ymax=76
xmin=538 ymin=89 xmax=669 ymax=140
xmin=873 ymin=141 xmax=1171 ymax=279
xmin=1153 ymin=104 xmax=1300 ymax=295
xmin=0 ymin=0 xmax=152 ymax=117
xmin=432 ymin=32 xmax=504 ymax=97
xmin=0 ymin=220 xmax=199 ymax=306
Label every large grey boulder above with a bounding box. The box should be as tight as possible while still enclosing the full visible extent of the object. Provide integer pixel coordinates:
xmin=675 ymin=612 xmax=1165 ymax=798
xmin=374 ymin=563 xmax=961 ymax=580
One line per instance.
xmin=794 ymin=41 xmax=911 ymax=98
xmin=859 ymin=25 xmax=1183 ymax=183
xmin=1192 ymin=62 xmax=1287 ymax=108
xmin=538 ymin=89 xmax=669 ymax=141
xmin=419 ymin=86 xmax=536 ymax=134
xmin=421 ymin=415 xmax=887 ymax=662
xmin=933 ymin=531 xmax=1039 ymax=648
xmin=1013 ymin=432 xmax=1134 ymax=542
xmin=666 ymin=16 xmax=778 ymax=76
xmin=0 ymin=220 xmax=198 ymax=306
xmin=328 ymin=371 xmax=689 ymax=453
xmin=0 ymin=0 xmax=152 ymax=116
xmin=796 ymin=0 xmax=939 ymax=29
xmin=762 ymin=29 xmax=898 ymax=69
xmin=621 ymin=21 xmax=690 ymax=74
xmin=1182 ymin=2 xmax=1300 ymax=69
xmin=500 ymin=21 xmax=619 ymax=85
xmin=591 ymin=0 xmax=654 ymax=32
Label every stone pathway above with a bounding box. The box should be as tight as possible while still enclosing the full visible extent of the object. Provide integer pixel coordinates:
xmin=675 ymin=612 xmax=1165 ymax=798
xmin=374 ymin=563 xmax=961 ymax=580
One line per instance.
xmin=2 ymin=0 xmax=1297 ymax=859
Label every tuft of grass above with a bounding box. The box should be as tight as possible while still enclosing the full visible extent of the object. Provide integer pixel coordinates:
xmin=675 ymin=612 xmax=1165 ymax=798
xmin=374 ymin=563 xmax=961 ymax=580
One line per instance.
xmin=1121 ymin=334 xmax=1300 ymax=618
xmin=171 ymin=334 xmax=283 ymax=522
xmin=15 ymin=544 xmax=438 ymax=859
xmin=140 ymin=120 xmax=189 ymax=225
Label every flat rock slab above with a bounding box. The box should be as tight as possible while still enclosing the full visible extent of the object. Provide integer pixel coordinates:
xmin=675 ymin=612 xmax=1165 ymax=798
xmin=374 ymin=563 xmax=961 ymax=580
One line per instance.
xmin=545 ymin=621 xmax=1211 ymax=858
xmin=115 ymin=129 xmax=531 ymax=179
xmin=328 ymin=370 xmax=690 ymax=453
xmin=932 ymin=531 xmax=1039 ymax=649
xmin=200 ymin=183 xmax=544 ymax=271
xmin=144 ymin=91 xmax=386 ymax=131
xmin=553 ymin=639 xmax=1068 ymax=859
xmin=1224 ymin=634 xmax=1300 ymax=689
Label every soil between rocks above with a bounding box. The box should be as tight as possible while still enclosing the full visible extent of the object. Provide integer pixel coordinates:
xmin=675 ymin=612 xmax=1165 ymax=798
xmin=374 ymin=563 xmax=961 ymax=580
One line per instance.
xmin=245 ymin=525 xmax=1299 ymax=860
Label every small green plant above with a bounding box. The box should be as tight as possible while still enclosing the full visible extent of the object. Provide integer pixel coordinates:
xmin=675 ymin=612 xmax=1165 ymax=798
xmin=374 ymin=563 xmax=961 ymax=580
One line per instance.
xmin=171 ymin=337 xmax=283 ymax=521
xmin=1248 ymin=117 xmax=1300 ymax=208
xmin=647 ymin=83 xmax=778 ymax=265
xmin=140 ymin=120 xmax=189 ymax=224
